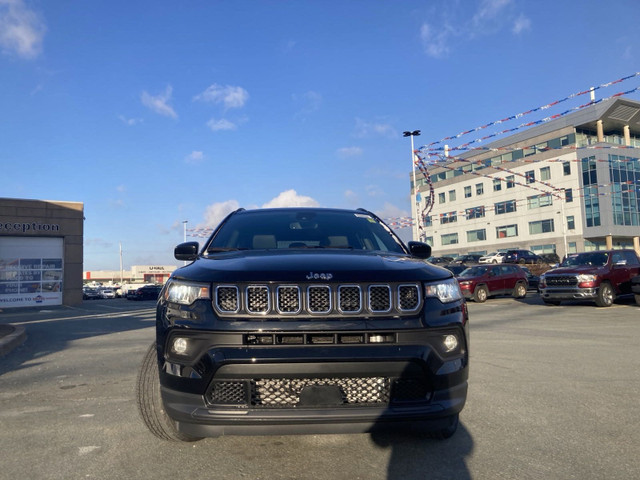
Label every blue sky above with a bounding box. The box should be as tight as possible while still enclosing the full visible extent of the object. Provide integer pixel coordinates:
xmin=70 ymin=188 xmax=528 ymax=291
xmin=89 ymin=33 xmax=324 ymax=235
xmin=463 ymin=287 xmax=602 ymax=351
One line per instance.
xmin=2 ymin=0 xmax=640 ymax=271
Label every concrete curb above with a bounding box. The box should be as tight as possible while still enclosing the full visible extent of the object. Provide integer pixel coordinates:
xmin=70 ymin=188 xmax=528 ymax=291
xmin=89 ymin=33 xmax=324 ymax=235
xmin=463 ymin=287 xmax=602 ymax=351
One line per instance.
xmin=0 ymin=324 xmax=27 ymax=357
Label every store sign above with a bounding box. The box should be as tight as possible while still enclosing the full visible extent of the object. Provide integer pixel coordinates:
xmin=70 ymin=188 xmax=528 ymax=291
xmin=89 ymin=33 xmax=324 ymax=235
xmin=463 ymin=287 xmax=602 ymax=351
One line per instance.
xmin=0 ymin=222 xmax=60 ymax=234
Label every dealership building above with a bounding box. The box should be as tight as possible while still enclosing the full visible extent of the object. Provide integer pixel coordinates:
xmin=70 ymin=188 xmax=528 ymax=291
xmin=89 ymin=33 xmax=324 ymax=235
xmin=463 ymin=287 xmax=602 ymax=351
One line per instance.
xmin=0 ymin=198 xmax=84 ymax=308
xmin=411 ymin=96 xmax=640 ymax=259
xmin=83 ymin=265 xmax=177 ymax=285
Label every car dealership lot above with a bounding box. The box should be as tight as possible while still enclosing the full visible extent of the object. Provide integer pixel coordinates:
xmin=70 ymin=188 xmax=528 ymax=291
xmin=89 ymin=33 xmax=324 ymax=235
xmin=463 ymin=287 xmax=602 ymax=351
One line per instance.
xmin=1 ymin=297 xmax=639 ymax=480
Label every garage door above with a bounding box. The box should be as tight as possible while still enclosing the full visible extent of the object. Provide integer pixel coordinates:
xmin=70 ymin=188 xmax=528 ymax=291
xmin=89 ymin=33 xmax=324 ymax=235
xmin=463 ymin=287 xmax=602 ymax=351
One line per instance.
xmin=0 ymin=237 xmax=63 ymax=308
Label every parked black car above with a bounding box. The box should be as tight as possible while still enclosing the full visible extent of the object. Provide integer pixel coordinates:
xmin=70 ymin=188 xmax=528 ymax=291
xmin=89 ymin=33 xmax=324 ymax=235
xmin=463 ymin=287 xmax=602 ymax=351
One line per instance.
xmin=539 ymin=253 xmax=560 ymax=265
xmin=136 ymin=207 xmax=469 ymax=442
xmin=127 ymin=284 xmax=163 ymax=300
xmin=520 ymin=266 xmax=540 ymax=291
xmin=443 ymin=264 xmax=468 ymax=277
xmin=503 ymin=249 xmax=542 ymax=265
xmin=450 ymin=254 xmax=482 ymax=265
xmin=82 ymin=288 xmax=101 ymax=300
xmin=427 ymin=256 xmax=454 ymax=265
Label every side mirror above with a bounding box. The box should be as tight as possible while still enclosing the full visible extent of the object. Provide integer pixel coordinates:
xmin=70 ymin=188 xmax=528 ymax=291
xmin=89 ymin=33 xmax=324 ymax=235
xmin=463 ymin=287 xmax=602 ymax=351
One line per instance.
xmin=408 ymin=241 xmax=431 ymax=259
xmin=174 ymin=242 xmax=199 ymax=261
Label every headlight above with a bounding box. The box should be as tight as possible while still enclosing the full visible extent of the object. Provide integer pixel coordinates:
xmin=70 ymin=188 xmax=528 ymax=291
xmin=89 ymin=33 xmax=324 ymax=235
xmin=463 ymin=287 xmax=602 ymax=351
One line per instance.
xmin=424 ymin=278 xmax=463 ymax=303
xmin=164 ymin=280 xmax=210 ymax=305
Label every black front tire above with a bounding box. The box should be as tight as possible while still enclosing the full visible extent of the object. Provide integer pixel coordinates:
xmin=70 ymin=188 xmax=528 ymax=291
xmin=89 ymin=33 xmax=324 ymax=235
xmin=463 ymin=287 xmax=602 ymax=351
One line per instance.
xmin=595 ymin=282 xmax=614 ymax=307
xmin=473 ymin=285 xmax=488 ymax=303
xmin=512 ymin=282 xmax=527 ymax=299
xmin=136 ymin=343 xmax=203 ymax=442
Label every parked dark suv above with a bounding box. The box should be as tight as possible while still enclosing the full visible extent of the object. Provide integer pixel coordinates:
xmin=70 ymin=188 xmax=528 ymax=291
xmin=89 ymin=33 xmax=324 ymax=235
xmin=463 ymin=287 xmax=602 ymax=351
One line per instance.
xmin=503 ymin=249 xmax=542 ymax=265
xmin=127 ymin=284 xmax=163 ymax=301
xmin=136 ymin=208 xmax=469 ymax=441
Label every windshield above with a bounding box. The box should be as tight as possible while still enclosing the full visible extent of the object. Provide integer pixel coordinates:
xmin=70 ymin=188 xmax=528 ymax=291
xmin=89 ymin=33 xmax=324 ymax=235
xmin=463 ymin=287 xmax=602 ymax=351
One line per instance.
xmin=206 ymin=209 xmax=407 ymax=253
xmin=561 ymin=252 xmax=609 ymax=267
xmin=459 ymin=266 xmax=488 ymax=277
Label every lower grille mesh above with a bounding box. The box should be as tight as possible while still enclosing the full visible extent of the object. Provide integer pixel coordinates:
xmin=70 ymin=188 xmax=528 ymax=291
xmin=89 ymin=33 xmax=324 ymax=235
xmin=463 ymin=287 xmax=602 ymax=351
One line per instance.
xmin=205 ymin=377 xmax=431 ymax=408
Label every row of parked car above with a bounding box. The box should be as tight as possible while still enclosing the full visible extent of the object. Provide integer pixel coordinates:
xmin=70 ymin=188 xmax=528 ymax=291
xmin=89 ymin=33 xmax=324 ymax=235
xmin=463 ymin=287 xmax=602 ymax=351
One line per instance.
xmin=428 ymin=249 xmax=560 ymax=266
xmin=428 ymin=249 xmax=640 ymax=307
xmin=82 ymin=284 xmax=164 ymax=301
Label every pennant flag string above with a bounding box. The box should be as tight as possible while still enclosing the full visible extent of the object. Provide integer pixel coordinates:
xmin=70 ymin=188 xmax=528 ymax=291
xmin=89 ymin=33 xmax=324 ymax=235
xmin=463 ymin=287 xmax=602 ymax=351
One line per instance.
xmin=422 ymin=72 xmax=640 ymax=150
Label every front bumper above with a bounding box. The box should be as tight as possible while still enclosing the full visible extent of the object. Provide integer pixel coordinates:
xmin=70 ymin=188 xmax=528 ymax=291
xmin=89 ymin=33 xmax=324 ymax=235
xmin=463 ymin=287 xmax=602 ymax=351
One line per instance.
xmin=158 ymin=331 xmax=468 ymax=437
xmin=540 ymin=287 xmax=597 ymax=300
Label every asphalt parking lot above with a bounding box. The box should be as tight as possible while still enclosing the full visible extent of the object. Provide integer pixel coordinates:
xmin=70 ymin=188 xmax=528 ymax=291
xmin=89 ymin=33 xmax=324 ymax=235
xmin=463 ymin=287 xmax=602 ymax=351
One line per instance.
xmin=0 ymin=296 xmax=639 ymax=480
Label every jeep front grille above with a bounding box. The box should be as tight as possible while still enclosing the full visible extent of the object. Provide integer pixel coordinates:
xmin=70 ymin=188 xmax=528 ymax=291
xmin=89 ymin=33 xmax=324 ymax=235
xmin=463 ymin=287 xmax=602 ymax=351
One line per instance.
xmin=213 ymin=282 xmax=422 ymax=318
xmin=204 ymin=377 xmax=431 ymax=408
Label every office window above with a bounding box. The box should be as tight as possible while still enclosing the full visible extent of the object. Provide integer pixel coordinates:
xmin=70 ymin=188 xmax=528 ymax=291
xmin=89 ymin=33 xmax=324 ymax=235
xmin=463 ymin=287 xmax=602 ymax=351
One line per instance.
xmin=493 ymin=178 xmax=502 ymax=191
xmin=529 ymin=219 xmax=555 ymax=234
xmin=506 ymin=175 xmax=515 ymax=188
xmin=467 ymin=229 xmax=486 ymax=242
xmin=440 ymin=211 xmax=457 ymax=224
xmin=567 ymin=216 xmax=575 ymax=230
xmin=438 ymin=192 xmax=445 ymax=204
xmin=568 ymin=242 xmax=577 ymax=254
xmin=494 ymin=200 xmax=517 ymax=215
xmin=441 ymin=233 xmax=459 ymax=245
xmin=565 ymin=188 xmax=573 ymax=202
xmin=464 ymin=186 xmax=472 ymax=198
xmin=540 ymin=167 xmax=551 ymax=181
xmin=424 ymin=236 xmax=433 ymax=246
xmin=563 ymin=161 xmax=571 ymax=176
xmin=496 ymin=225 xmax=518 ymax=238
xmin=527 ymin=193 xmax=553 ymax=209
xmin=465 ymin=206 xmax=485 ymax=220
xmin=423 ymin=215 xmax=432 ymax=227
xmin=476 ymin=183 xmax=484 ymax=195
xmin=448 ymin=190 xmax=456 ymax=202
xmin=525 ymin=170 xmax=535 ymax=184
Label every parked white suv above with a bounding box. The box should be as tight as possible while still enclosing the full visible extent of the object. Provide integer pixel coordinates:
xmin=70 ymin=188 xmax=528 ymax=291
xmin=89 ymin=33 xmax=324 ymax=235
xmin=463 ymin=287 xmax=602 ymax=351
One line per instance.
xmin=478 ymin=252 xmax=505 ymax=264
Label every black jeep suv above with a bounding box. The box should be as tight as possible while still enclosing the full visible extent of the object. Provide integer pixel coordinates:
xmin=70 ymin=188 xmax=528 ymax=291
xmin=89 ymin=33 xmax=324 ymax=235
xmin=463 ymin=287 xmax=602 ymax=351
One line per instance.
xmin=137 ymin=208 xmax=469 ymax=441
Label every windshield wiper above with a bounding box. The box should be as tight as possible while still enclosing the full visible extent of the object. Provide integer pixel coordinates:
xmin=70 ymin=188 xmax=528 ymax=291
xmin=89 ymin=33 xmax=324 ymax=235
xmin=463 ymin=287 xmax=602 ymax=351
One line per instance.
xmin=207 ymin=247 xmax=247 ymax=253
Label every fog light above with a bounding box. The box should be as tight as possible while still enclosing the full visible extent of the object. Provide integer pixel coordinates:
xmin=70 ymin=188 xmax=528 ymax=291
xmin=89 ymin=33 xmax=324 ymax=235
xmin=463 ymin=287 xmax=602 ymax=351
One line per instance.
xmin=443 ymin=334 xmax=458 ymax=353
xmin=172 ymin=337 xmax=188 ymax=355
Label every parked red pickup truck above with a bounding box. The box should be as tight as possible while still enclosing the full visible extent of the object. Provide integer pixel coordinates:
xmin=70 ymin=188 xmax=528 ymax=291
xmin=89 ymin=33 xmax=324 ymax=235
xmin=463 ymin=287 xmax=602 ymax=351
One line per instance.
xmin=539 ymin=249 xmax=640 ymax=307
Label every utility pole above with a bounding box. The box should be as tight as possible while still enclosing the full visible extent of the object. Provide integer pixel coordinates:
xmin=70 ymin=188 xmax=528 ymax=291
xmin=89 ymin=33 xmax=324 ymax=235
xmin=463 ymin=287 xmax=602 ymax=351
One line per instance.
xmin=403 ymin=130 xmax=421 ymax=241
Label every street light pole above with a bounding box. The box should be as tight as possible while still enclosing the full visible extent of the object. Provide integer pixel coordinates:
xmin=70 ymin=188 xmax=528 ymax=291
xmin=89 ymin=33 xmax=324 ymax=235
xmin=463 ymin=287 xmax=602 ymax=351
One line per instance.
xmin=403 ymin=130 xmax=421 ymax=241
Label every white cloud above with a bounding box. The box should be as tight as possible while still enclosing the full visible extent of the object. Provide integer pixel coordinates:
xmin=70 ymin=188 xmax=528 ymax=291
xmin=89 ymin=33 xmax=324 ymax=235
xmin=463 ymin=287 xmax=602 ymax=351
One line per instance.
xmin=198 ymin=190 xmax=320 ymax=230
xmin=353 ymin=118 xmax=396 ymax=139
xmin=472 ymin=0 xmax=512 ymax=28
xmin=116 ymin=185 xmax=126 ymax=193
xmin=375 ymin=202 xmax=409 ymax=221
xmin=201 ymin=199 xmax=241 ymax=228
xmin=293 ymin=90 xmax=322 ymax=117
xmin=337 ymin=146 xmax=363 ymax=158
xmin=344 ymin=190 xmax=359 ymax=207
xmin=194 ymin=84 xmax=249 ymax=109
xmin=141 ymin=85 xmax=177 ymax=118
xmin=365 ymin=185 xmax=385 ymax=198
xmin=512 ymin=13 xmax=531 ymax=34
xmin=184 ymin=151 xmax=204 ymax=165
xmin=0 ymin=0 xmax=46 ymax=59
xmin=262 ymin=190 xmax=320 ymax=208
xmin=420 ymin=22 xmax=452 ymax=58
xmin=206 ymin=118 xmax=237 ymax=132
xmin=118 ymin=115 xmax=143 ymax=126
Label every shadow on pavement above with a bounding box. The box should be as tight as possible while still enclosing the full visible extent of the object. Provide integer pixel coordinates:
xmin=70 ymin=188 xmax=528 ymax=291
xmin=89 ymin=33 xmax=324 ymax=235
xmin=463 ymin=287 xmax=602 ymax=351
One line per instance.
xmin=0 ymin=299 xmax=156 ymax=377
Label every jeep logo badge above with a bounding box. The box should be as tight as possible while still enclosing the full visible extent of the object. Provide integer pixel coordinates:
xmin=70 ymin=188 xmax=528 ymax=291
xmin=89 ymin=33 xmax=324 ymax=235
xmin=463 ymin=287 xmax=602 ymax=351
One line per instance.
xmin=306 ymin=272 xmax=333 ymax=281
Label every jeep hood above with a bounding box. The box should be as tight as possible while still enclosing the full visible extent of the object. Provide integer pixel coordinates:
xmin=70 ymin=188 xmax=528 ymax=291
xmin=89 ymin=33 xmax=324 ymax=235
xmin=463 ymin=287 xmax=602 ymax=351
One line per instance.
xmin=172 ymin=250 xmax=451 ymax=283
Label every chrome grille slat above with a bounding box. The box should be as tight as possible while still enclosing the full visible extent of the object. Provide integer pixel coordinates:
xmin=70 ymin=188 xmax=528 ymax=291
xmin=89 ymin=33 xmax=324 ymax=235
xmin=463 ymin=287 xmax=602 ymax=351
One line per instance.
xmin=212 ymin=282 xmax=422 ymax=317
